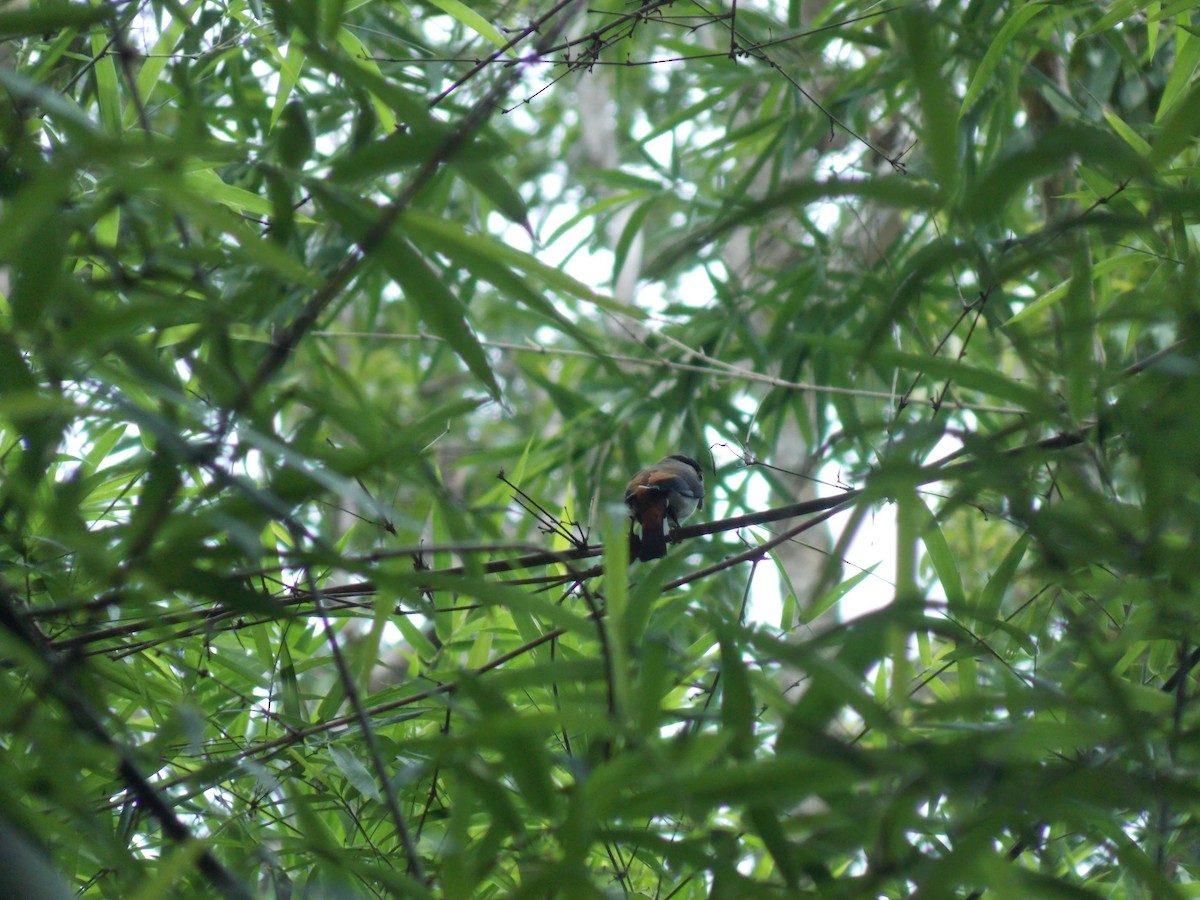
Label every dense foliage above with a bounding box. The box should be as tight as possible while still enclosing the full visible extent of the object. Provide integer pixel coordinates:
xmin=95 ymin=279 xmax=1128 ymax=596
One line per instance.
xmin=2 ymin=0 xmax=1200 ymax=896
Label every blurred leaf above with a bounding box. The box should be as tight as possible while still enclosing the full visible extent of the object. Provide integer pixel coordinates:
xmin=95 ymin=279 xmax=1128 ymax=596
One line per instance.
xmin=269 ymin=30 xmax=306 ymax=131
xmin=425 ymin=0 xmax=511 ymax=52
xmin=1102 ymin=107 xmax=1152 ymax=157
xmin=918 ymin=496 xmax=966 ymax=616
xmin=0 ymin=67 xmax=98 ymax=134
xmin=276 ymin=100 xmax=315 ymax=169
xmin=329 ymin=742 xmax=381 ymax=801
xmin=978 ymin=533 xmax=1031 ymax=623
xmin=157 ymin=565 xmax=286 ymax=617
xmin=0 ymin=3 xmax=112 ymax=37
xmin=718 ymin=628 xmax=754 ymax=761
xmin=1149 ymin=78 xmax=1200 ymax=165
xmin=333 ymin=28 xmax=398 ymax=134
xmin=0 ymin=816 xmax=74 ymax=900
xmin=801 ymin=565 xmax=877 ymax=626
xmin=128 ymin=6 xmax=190 ymax=128
xmin=1006 ymin=252 xmax=1136 ymax=326
xmin=1061 ymin=249 xmax=1095 ymax=420
xmin=960 ymin=3 xmax=1048 ymax=117
xmin=897 ymin=8 xmax=957 ymax=192
xmin=1155 ymin=22 xmax=1200 ymax=123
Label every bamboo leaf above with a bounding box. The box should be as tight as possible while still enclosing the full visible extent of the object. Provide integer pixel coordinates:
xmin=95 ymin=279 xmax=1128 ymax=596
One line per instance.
xmin=960 ymin=3 xmax=1048 ymax=117
xmin=426 ymin=0 xmax=511 ymax=52
xmin=329 ymin=742 xmax=381 ymax=801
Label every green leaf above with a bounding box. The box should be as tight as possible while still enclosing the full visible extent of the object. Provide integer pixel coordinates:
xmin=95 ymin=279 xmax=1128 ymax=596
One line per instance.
xmin=1155 ymin=21 xmax=1200 ymax=123
xmin=329 ymin=742 xmax=381 ymax=801
xmin=918 ymin=496 xmax=966 ymax=615
xmin=0 ymin=3 xmax=112 ymax=37
xmin=394 ymin=209 xmax=616 ymax=365
xmin=1102 ymin=107 xmax=1152 ymax=157
xmin=965 ymin=122 xmax=1146 ymax=224
xmin=397 ymin=209 xmax=626 ymax=314
xmin=978 ymin=533 xmax=1031 ymax=622
xmin=394 ymin=611 xmax=438 ymax=661
xmin=897 ymin=8 xmax=957 ymax=191
xmin=128 ymin=4 xmax=192 ymax=128
xmin=90 ymin=22 xmax=121 ymax=134
xmin=1149 ymin=78 xmax=1200 ymax=165
xmin=425 ymin=0 xmax=512 ymax=52
xmin=310 ymin=185 xmax=500 ymax=398
xmin=801 ymin=565 xmax=877 ymax=625
xmin=0 ymin=67 xmax=98 ymax=135
xmin=1081 ymin=0 xmax=1157 ymax=36
xmin=453 ymin=154 xmax=532 ymax=230
xmin=1061 ymin=249 xmax=1095 ymax=420
xmin=276 ymin=100 xmax=315 ymax=169
xmin=386 ymin=239 xmax=501 ymax=400
xmin=278 ymin=641 xmax=304 ymax=723
xmin=182 ymin=169 xmax=278 ymax=218
xmin=719 ymin=628 xmax=754 ymax=761
xmin=124 ymin=450 xmax=182 ymax=552
xmin=168 ymin=571 xmax=286 ymax=619
xmin=817 ymin=335 xmax=1050 ymax=411
xmin=1006 ymin=252 xmax=1137 ymax=326
xmin=612 ymin=197 xmax=654 ymax=286
xmin=269 ymin=29 xmax=306 ymax=131
xmin=960 ymin=3 xmax=1048 ymax=118
xmin=329 ymin=128 xmax=452 ymax=181
xmin=0 ymin=817 xmax=76 ymax=900
xmin=746 ymin=806 xmax=802 ymax=890
xmin=334 ymin=26 xmax=398 ymax=134
xmin=115 ymin=167 xmax=320 ymax=284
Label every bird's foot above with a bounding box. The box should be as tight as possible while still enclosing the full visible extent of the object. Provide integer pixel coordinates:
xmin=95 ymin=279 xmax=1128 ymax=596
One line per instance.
xmin=667 ymin=517 xmax=682 ymax=545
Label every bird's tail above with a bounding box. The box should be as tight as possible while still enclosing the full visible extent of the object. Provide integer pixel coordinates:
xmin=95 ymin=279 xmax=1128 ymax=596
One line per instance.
xmin=636 ymin=501 xmax=668 ymax=561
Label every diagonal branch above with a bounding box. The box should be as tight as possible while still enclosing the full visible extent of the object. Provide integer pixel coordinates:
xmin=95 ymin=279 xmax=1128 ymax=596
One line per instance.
xmin=0 ymin=581 xmax=252 ymax=899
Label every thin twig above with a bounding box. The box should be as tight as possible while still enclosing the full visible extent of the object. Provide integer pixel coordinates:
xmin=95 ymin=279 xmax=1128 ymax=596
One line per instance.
xmin=296 ymin=538 xmax=427 ymax=883
xmin=0 ymin=582 xmax=252 ymax=899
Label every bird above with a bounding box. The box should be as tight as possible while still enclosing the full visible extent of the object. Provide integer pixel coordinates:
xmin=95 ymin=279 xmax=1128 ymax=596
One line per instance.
xmin=624 ymin=454 xmax=705 ymax=561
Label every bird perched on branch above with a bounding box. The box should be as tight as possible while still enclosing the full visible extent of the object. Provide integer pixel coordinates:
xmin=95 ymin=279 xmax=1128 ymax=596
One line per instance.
xmin=624 ymin=454 xmax=705 ymax=561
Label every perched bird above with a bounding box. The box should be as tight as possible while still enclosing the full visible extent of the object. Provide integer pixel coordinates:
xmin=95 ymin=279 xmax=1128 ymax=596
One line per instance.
xmin=624 ymin=454 xmax=705 ymax=561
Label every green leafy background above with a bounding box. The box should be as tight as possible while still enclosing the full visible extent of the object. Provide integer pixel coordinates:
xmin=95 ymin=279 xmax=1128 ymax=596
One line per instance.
xmin=2 ymin=0 xmax=1200 ymax=896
